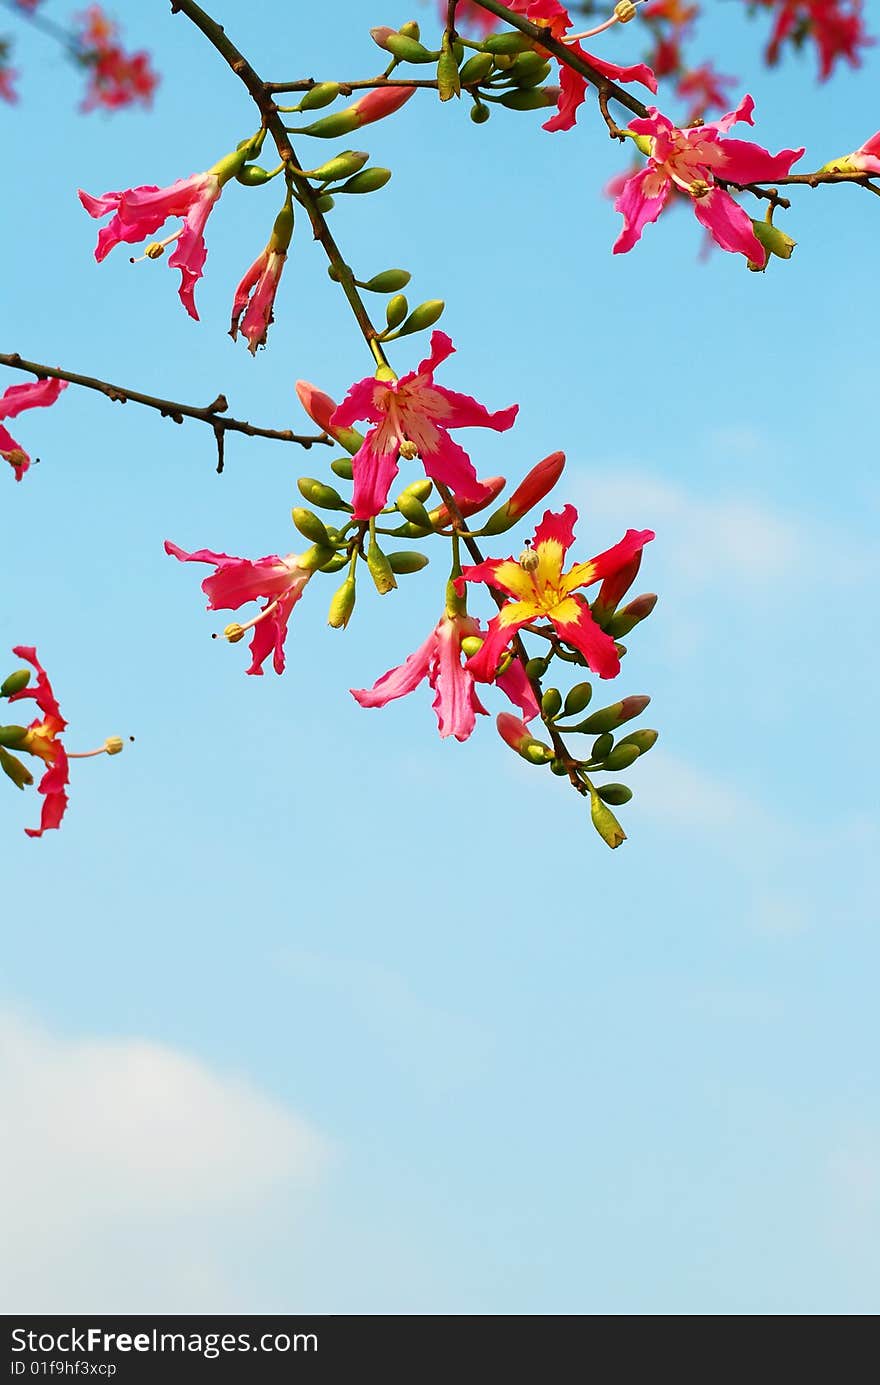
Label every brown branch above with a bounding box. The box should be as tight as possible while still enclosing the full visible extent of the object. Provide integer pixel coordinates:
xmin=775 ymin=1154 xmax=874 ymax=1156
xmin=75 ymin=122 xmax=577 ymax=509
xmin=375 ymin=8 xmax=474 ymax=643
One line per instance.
xmin=0 ymin=353 xmax=329 ymax=473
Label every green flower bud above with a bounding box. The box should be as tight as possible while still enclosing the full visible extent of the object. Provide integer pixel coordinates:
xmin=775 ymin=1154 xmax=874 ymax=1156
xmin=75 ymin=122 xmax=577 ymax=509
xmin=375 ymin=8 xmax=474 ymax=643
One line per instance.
xmin=525 ymin=657 xmax=548 ymax=680
xmin=387 ymin=551 xmax=429 ymax=574
xmin=470 ymin=102 xmax=491 ymax=124
xmin=1 ymin=670 xmax=30 ymax=698
xmin=328 ymin=576 xmax=356 ymax=629
xmin=299 ymin=542 xmax=337 ymax=572
xmin=0 ymin=725 xmax=28 ymax=748
xmin=525 ymin=742 xmax=553 ymax=765
xmin=484 ymin=32 xmax=534 ymax=54
xmin=541 ymin=687 xmax=562 ymax=720
xmin=0 ymin=745 xmax=33 ymax=789
xmin=589 ymin=788 xmax=626 ymax=849
xmin=399 ymin=20 xmax=421 ymax=39
xmin=748 ymin=218 xmax=797 ymax=273
xmin=575 ymin=695 xmax=650 ymax=735
xmin=605 ymin=593 xmax=657 ymax=638
xmin=315 ymin=194 xmax=335 ymax=213
xmin=616 ymin=728 xmax=658 ymax=755
xmin=396 ymin=299 xmax=445 ymax=336
xmin=597 ymin=783 xmax=633 ymax=806
xmin=309 ymin=151 xmax=370 ymax=184
xmin=300 ymin=81 xmax=341 ymax=111
xmin=330 ymin=456 xmax=355 ymax=481
xmin=602 ymin=743 xmax=641 ymax=771
xmin=297 ymin=477 xmax=351 ymax=511
xmin=339 ymin=167 xmax=392 ymax=194
xmin=320 ymin=552 xmax=349 ymax=573
xmin=396 ymin=491 xmax=432 ymax=527
xmin=298 ymin=107 xmax=362 ymax=139
xmin=510 ymin=52 xmax=551 ymax=86
xmin=384 ymin=34 xmax=435 ymax=63
xmin=367 ymin=536 xmax=397 ymax=595
xmin=591 ymin=732 xmax=614 ymax=762
xmin=235 ymin=164 xmax=273 ymax=186
xmin=291 ymin=507 xmax=332 ymax=546
xmin=563 ymin=682 xmax=592 ymax=717
xmin=361 ymin=269 xmax=411 ymax=294
xmin=459 ymin=52 xmax=494 ymax=84
xmin=500 ymin=87 xmax=556 ymax=111
xmin=550 ymin=758 xmax=569 ymax=776
xmin=398 ymin=477 xmax=433 ymax=503
xmin=386 ymin=294 xmax=409 ymax=329
xmin=460 ymin=635 xmax=484 ymax=658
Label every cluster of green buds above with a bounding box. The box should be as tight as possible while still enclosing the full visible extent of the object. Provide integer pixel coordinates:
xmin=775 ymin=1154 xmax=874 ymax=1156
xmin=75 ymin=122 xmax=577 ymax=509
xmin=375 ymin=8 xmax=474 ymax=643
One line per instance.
xmin=0 ymin=666 xmax=36 ymax=792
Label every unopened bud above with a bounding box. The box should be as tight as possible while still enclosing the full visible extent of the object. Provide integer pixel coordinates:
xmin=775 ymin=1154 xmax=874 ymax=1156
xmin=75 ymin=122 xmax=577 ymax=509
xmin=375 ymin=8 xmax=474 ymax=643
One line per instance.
xmin=460 ymin=635 xmax=484 ymax=658
xmin=295 ymin=380 xmax=364 ymax=455
xmin=298 ymin=107 xmax=361 ymax=139
xmin=350 ymin=85 xmax=415 ymax=127
xmin=235 ymin=164 xmax=273 ymax=186
xmin=460 ymin=52 xmax=494 ymax=84
xmin=602 ymin=742 xmax=641 ymax=771
xmin=592 ymin=552 xmax=642 ymax=627
xmin=576 ymin=695 xmax=650 ymax=735
xmin=339 ymin=167 xmax=392 ymax=194
xmin=484 ymin=32 xmax=534 ymax=55
xmin=524 ymin=657 xmax=548 ymax=680
xmin=470 ymin=103 xmax=491 ymax=124
xmin=748 ymin=218 xmax=796 ymax=273
xmin=597 ymin=783 xmax=633 ymax=806
xmin=331 ymin=457 xmax=354 ymax=481
xmin=399 ymin=477 xmax=433 ymax=503
xmin=0 ymin=725 xmax=28 ymax=748
xmin=541 ymin=687 xmax=562 ymax=720
xmin=383 ymin=34 xmax=435 ymax=63
xmin=1 ymin=670 xmax=30 ymax=698
xmin=429 ymin=475 xmax=504 ymax=528
xmin=299 ymin=542 xmax=336 ymax=572
xmin=386 ymin=293 xmax=409 ymax=329
xmin=328 ymin=576 xmax=356 ymax=629
xmin=387 ymin=551 xmax=429 ymax=574
xmin=510 ymin=52 xmax=551 ymax=87
xmin=396 ymin=300 xmax=445 ymax=337
xmin=563 ymin=682 xmax=592 ymax=717
xmin=497 ymin=712 xmax=550 ymax=763
xmin=399 ymin=20 xmax=420 ymax=38
xmin=481 ymin=451 xmax=565 ymax=534
xmin=0 ymin=745 xmax=33 ymax=789
xmin=309 ymin=150 xmax=370 ymax=182
xmin=300 ymin=81 xmax=341 ymax=111
xmin=396 ymin=491 xmax=432 ymax=527
xmin=591 ymin=732 xmax=614 ymax=762
xmin=362 ymin=268 xmax=411 ymax=294
xmin=500 ymin=88 xmax=557 ymax=111
xmin=605 ymin=593 xmax=657 ymax=638
xmin=292 ymin=507 xmax=332 ymax=546
xmin=297 ymin=477 xmax=350 ymax=511
xmin=616 ymin=728 xmax=658 ymax=755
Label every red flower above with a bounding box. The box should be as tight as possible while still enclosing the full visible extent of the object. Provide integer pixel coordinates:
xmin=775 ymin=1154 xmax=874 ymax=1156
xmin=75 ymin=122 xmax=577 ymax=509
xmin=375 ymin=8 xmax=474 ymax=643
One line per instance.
xmin=7 ymin=647 xmax=69 ymax=837
xmin=0 ymin=376 xmax=68 ymax=481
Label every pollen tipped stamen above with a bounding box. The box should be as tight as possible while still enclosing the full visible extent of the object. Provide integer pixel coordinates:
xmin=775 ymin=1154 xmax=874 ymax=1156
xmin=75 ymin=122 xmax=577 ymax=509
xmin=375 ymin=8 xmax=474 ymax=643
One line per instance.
xmin=129 ymin=227 xmax=183 ymax=264
xmin=214 ymin=599 xmax=282 ymax=645
xmin=68 ymin=736 xmax=125 ymax=759
xmin=567 ymin=0 xmax=642 ymax=40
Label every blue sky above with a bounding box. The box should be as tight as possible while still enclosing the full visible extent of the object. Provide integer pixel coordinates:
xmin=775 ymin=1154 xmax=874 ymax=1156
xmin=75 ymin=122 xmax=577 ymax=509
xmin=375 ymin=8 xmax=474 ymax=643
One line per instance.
xmin=1 ymin=0 xmax=878 ymax=1314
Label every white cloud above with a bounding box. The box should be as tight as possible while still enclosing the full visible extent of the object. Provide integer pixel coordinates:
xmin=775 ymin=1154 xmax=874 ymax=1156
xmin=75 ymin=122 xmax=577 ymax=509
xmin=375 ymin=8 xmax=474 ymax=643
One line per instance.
xmin=0 ymin=1010 xmax=329 ymax=1312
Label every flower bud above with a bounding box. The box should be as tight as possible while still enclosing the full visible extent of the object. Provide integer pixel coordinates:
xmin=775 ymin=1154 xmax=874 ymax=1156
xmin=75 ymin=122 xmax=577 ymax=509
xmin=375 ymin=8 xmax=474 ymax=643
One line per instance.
xmin=298 ymin=542 xmax=337 ymax=572
xmin=361 ymin=268 xmax=411 ymax=294
xmin=525 ymin=657 xmax=548 ymax=680
xmin=541 ymin=687 xmax=562 ymax=720
xmin=235 ymin=165 xmax=273 ymax=186
xmin=589 ymin=787 xmax=626 ymax=849
xmin=616 ymin=728 xmax=658 ymax=755
xmin=591 ymin=732 xmax=614 ymax=761
xmin=602 ymin=743 xmax=641 ymax=771
xmin=563 ymin=682 xmax=592 ymax=717
xmin=597 ymin=783 xmax=633 ymax=806
xmin=298 ymin=107 xmax=362 ymax=139
xmin=399 ymin=20 xmax=420 ymax=39
xmin=331 ymin=456 xmax=355 ymax=481
xmin=0 ymin=746 xmax=33 ymax=789
xmin=367 ymin=536 xmax=397 ymax=595
xmin=592 ymin=553 xmax=643 ymax=626
xmin=429 ymin=476 xmax=505 ymax=528
xmin=295 ymin=380 xmax=364 ymax=455
xmin=339 ymin=167 xmax=392 ymax=194
xmin=0 ymin=725 xmax=28 ymax=748
xmin=309 ymin=150 xmax=370 ymax=182
xmin=320 ymin=553 xmax=349 ymax=573
xmin=470 ymin=103 xmax=491 ymax=124
xmin=510 ymin=52 xmax=551 ymax=87
xmin=297 ymin=477 xmax=350 ymax=511
xmin=396 ymin=300 xmax=445 ymax=336
xmin=437 ymin=44 xmax=461 ymax=102
xmin=300 ymin=81 xmax=341 ymax=110
xmin=460 ymin=635 xmax=484 ymax=658
xmin=484 ymin=32 xmax=534 ymax=54
xmin=497 ymin=712 xmax=551 ymax=763
xmin=576 ymin=695 xmax=650 ymax=735
xmin=500 ymin=88 xmax=556 ymax=111
xmin=291 ymin=507 xmax=332 ymax=546
xmin=460 ymin=52 xmax=494 ymax=84
xmin=747 ymin=218 xmax=797 ymax=273
xmin=605 ymin=593 xmax=657 ymax=638
xmin=386 ymin=294 xmax=409 ymax=329
xmin=382 ymin=33 xmax=436 ymax=63
xmin=396 ymin=491 xmax=432 ymax=527
xmin=481 ymin=452 xmax=565 ymax=534
xmin=1 ymin=670 xmax=30 ymax=698
xmin=387 ymin=551 xmax=429 ymax=574
xmin=328 ymin=576 xmax=356 ymax=629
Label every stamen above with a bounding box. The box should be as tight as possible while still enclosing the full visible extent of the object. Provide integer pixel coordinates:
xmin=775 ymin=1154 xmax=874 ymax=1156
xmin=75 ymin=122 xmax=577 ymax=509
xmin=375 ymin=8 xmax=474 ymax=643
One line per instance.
xmin=129 ymin=227 xmax=183 ymax=264
xmin=68 ymin=736 xmax=128 ymax=759
xmin=567 ymin=0 xmax=642 ymax=42
xmin=399 ymin=439 xmax=419 ymax=460
xmin=212 ymin=599 xmax=281 ymax=644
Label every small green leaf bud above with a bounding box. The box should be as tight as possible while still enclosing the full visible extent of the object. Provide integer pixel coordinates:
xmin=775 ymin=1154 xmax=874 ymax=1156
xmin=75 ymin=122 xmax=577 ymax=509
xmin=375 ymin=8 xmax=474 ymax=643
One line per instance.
xmin=384 ymin=34 xmax=435 ymax=63
xmin=605 ymin=593 xmax=658 ymax=638
xmin=500 ymin=87 xmax=557 ymax=111
xmin=484 ymin=32 xmax=534 ymax=54
xmin=399 ymin=477 xmax=433 ymax=503
xmin=320 ymin=552 xmax=349 ymax=573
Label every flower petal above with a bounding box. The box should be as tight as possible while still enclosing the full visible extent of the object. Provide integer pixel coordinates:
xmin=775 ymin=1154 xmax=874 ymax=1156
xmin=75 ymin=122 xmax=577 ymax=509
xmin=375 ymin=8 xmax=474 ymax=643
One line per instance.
xmin=692 ymin=187 xmax=765 ymax=260
xmin=551 ymin=597 xmax=622 ymax=678
xmin=351 ymin=631 xmax=434 ymax=707
xmin=613 ymin=165 xmax=671 ymax=253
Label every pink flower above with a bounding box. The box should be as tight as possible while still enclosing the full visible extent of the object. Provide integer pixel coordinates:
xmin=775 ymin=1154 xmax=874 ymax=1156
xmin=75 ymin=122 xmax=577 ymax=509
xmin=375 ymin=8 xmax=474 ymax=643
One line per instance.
xmin=455 ymin=505 xmax=654 ymax=682
xmin=75 ymin=5 xmax=158 ymax=113
xmin=330 ymin=331 xmax=518 ymax=521
xmin=164 ymin=541 xmax=312 ymax=675
xmin=230 ymin=199 xmax=294 ymax=354
xmin=822 ymin=129 xmax=880 ymax=175
xmin=676 ymin=62 xmax=737 ymax=122
xmin=348 ymin=84 xmax=415 ymax=125
xmin=613 ymin=95 xmax=804 ymax=260
xmin=78 ymin=142 xmax=256 ymax=319
xmin=351 ymin=611 xmax=538 ymax=742
xmin=506 ymin=1 xmax=657 ymax=133
xmin=7 ymin=646 xmax=69 ymax=837
xmin=0 ymin=376 xmax=68 ymax=481
xmin=762 ymin=0 xmax=873 ymax=81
